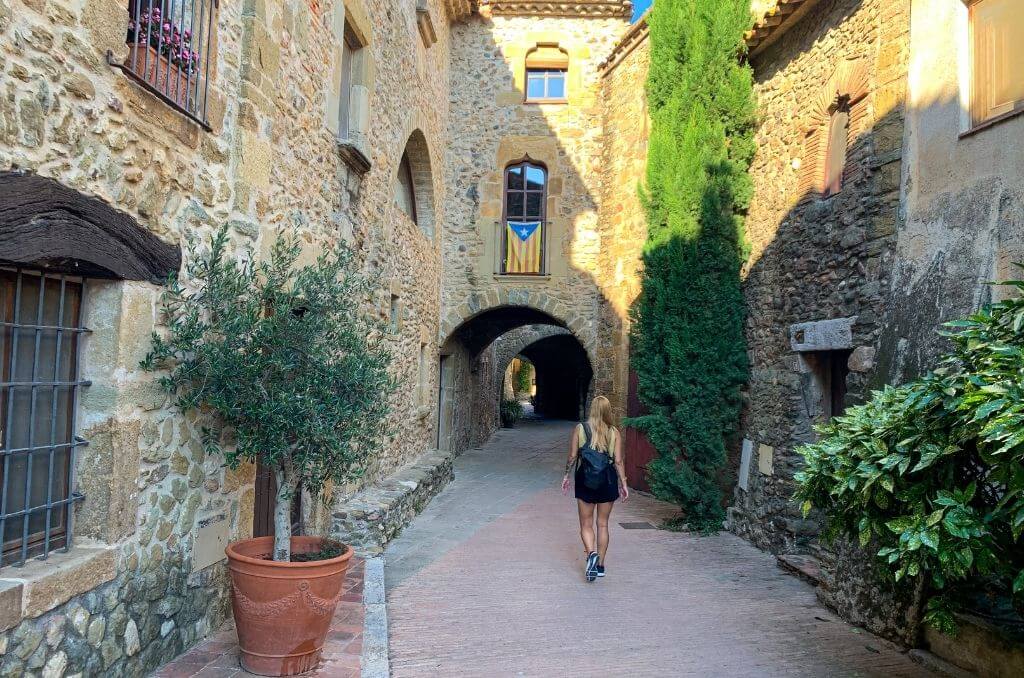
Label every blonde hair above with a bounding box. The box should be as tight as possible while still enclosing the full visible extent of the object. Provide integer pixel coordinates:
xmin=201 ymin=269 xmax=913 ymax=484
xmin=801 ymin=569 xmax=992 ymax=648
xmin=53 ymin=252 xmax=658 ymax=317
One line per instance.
xmin=586 ymin=396 xmax=616 ymax=453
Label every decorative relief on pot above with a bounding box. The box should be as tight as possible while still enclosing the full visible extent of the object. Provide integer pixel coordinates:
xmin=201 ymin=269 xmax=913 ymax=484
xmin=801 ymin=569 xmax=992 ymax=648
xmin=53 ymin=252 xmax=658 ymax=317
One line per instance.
xmin=231 ymin=582 xmax=343 ymax=619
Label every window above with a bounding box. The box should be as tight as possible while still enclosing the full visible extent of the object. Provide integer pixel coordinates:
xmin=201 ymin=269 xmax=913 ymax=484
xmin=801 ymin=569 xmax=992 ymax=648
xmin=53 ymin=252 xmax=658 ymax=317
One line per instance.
xmin=822 ymin=101 xmax=850 ymax=197
xmin=119 ymin=0 xmax=216 ymax=128
xmin=389 ymin=294 xmax=400 ymax=333
xmin=525 ymin=45 xmax=569 ymax=102
xmin=0 ymin=270 xmax=88 ymax=567
xmin=526 ymin=70 xmax=566 ymax=101
xmin=339 ymin=22 xmax=367 ymax=140
xmin=968 ymin=0 xmax=1024 ymax=126
xmin=502 ymin=160 xmax=548 ymax=275
xmin=395 ymin=152 xmax=418 ymax=223
xmin=418 ymin=343 xmax=428 ymax=406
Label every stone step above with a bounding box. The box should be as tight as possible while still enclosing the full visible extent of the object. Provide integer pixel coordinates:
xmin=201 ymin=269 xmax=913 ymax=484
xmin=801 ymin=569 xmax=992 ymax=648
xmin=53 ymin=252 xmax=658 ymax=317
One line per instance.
xmin=777 ymin=553 xmax=831 ymax=589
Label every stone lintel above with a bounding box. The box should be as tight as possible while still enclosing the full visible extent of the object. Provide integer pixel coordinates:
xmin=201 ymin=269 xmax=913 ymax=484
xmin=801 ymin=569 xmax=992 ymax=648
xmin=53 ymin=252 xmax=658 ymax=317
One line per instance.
xmin=790 ymin=317 xmax=856 ymax=353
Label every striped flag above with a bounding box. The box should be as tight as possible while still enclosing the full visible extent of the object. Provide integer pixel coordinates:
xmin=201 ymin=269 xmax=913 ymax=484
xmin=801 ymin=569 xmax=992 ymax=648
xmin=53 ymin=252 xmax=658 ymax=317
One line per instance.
xmin=505 ymin=221 xmax=543 ymax=274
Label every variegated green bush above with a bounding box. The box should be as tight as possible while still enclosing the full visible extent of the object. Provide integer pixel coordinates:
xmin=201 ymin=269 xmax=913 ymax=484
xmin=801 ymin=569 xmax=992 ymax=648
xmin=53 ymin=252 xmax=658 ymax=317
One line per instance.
xmin=795 ymin=270 xmax=1024 ymax=633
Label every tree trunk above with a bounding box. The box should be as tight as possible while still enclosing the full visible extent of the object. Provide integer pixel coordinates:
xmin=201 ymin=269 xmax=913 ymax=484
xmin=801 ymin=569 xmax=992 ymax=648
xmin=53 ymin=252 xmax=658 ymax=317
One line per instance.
xmin=272 ymin=464 xmax=297 ymax=561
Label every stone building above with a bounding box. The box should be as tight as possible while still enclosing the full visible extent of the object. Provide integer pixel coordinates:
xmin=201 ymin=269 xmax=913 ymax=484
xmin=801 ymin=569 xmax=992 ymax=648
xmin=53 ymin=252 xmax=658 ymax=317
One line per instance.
xmin=728 ymin=0 xmax=1024 ymax=661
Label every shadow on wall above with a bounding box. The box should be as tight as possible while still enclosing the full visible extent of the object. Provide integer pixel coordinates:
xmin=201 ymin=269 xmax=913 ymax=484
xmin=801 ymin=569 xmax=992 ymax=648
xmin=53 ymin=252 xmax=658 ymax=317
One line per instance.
xmin=734 ymin=50 xmax=1024 ymax=641
xmin=437 ymin=13 xmax=629 ymax=452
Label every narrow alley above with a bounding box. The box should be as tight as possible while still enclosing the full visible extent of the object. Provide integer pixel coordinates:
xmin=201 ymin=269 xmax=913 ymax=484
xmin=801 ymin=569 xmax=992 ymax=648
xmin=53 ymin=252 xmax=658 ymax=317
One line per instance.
xmin=384 ymin=421 xmax=933 ymax=677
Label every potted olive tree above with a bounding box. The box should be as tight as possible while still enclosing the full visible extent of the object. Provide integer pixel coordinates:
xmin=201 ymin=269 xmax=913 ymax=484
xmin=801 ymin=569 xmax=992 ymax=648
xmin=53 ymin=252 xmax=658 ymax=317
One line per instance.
xmin=143 ymin=227 xmax=394 ymax=676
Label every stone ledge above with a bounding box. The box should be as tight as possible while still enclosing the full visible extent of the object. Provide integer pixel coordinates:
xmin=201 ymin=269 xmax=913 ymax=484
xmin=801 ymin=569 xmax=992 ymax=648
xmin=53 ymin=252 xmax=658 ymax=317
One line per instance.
xmin=331 ymin=449 xmax=454 ymax=556
xmin=925 ymin=612 xmax=1024 ymax=678
xmin=0 ymin=545 xmax=117 ymax=632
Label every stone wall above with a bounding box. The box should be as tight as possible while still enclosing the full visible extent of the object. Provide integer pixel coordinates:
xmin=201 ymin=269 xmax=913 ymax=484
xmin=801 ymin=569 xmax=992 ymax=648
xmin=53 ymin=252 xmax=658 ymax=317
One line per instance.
xmin=596 ymin=19 xmax=649 ymax=420
xmin=0 ymin=0 xmax=455 ymax=671
xmin=726 ymin=0 xmax=915 ymax=643
xmin=729 ymin=0 xmax=908 ymax=555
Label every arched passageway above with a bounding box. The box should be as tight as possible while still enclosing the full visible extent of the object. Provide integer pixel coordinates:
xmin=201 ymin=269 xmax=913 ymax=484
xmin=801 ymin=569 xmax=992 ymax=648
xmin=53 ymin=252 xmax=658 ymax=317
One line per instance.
xmin=437 ymin=306 xmax=594 ymax=452
xmin=516 ymin=334 xmax=592 ymax=420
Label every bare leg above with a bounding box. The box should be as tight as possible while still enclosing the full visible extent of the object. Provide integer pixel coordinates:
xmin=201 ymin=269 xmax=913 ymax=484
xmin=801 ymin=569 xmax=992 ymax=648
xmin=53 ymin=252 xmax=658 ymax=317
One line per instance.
xmin=577 ymin=500 xmax=596 ymax=554
xmin=596 ymin=501 xmax=613 ymax=564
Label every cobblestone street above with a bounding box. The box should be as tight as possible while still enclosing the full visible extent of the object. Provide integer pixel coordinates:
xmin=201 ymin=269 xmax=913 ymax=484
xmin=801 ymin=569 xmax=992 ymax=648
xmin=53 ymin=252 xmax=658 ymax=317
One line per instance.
xmin=385 ymin=420 xmax=934 ymax=678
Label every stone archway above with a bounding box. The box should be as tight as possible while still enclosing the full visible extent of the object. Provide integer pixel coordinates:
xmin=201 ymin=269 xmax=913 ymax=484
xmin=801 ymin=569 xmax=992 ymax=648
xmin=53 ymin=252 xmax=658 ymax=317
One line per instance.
xmin=439 ymin=289 xmax=596 ymax=363
xmin=437 ymin=298 xmax=598 ymax=452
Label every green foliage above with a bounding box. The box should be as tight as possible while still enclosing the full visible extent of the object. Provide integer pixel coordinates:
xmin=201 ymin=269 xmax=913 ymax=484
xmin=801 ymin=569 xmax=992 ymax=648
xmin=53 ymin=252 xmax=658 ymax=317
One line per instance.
xmin=142 ymin=227 xmax=396 ymax=555
xmin=795 ymin=271 xmax=1024 ymax=631
xmin=628 ymin=0 xmax=755 ymax=532
xmin=515 ymin=361 xmax=533 ymax=395
xmin=500 ymin=398 xmax=524 ymax=427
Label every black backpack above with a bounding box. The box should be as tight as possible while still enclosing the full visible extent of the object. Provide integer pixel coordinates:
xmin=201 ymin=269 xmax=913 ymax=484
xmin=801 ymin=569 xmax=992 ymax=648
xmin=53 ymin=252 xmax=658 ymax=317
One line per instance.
xmin=578 ymin=423 xmax=616 ymax=490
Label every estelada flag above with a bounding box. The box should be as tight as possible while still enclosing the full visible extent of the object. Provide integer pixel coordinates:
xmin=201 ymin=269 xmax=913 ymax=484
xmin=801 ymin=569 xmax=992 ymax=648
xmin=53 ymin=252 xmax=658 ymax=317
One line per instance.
xmin=505 ymin=221 xmax=543 ymax=274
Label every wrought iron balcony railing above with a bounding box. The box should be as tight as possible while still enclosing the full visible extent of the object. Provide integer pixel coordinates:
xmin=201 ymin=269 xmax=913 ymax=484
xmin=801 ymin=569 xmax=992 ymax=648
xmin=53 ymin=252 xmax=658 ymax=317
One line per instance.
xmin=108 ymin=0 xmax=217 ymax=130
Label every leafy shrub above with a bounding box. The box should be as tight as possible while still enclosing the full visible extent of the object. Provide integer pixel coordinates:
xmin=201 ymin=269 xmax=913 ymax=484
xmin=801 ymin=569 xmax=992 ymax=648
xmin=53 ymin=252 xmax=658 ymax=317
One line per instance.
xmin=795 ymin=272 xmax=1024 ymax=632
xmin=628 ymin=0 xmax=755 ymax=532
xmin=500 ymin=398 xmax=524 ymax=427
xmin=515 ymin=361 xmax=533 ymax=395
xmin=142 ymin=227 xmax=395 ymax=561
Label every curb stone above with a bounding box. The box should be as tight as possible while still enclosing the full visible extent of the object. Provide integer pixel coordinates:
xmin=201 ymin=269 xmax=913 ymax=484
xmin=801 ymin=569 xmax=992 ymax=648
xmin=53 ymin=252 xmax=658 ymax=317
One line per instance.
xmin=361 ymin=557 xmax=389 ymax=678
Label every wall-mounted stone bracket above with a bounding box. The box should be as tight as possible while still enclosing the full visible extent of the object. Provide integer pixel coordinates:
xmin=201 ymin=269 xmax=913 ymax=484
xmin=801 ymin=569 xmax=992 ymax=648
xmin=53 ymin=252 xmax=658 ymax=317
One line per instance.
xmin=790 ymin=317 xmax=856 ymax=353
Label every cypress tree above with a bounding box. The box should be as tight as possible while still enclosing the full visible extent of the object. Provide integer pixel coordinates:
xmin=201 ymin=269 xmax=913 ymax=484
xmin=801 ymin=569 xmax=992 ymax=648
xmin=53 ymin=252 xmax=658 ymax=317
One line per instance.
xmin=628 ymin=0 xmax=756 ymax=531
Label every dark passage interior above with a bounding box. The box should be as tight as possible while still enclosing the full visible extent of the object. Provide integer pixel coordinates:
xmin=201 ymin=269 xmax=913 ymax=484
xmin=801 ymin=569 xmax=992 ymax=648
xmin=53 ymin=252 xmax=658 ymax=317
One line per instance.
xmin=518 ymin=334 xmax=592 ymax=420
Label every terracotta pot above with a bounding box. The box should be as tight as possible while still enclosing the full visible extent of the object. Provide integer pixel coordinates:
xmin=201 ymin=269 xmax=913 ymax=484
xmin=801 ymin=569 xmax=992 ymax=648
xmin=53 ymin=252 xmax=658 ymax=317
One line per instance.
xmin=126 ymin=44 xmax=193 ymax=109
xmin=225 ymin=536 xmax=353 ymax=676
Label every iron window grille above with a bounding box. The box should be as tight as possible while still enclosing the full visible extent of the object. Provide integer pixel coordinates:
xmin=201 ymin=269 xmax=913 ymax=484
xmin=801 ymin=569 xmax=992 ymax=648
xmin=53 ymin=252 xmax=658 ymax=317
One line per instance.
xmin=107 ymin=0 xmax=218 ymax=131
xmin=0 ymin=269 xmax=90 ymax=568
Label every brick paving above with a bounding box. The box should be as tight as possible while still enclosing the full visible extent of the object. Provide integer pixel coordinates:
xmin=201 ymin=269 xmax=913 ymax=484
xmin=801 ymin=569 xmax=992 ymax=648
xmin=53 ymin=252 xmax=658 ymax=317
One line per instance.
xmin=152 ymin=558 xmax=365 ymax=678
xmin=385 ymin=420 xmax=935 ymax=677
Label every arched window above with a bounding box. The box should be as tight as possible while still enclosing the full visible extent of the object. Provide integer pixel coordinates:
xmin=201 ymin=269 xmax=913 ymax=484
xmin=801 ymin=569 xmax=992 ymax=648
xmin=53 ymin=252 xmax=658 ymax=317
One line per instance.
xmin=822 ymin=98 xmax=851 ymax=197
xmin=393 ymin=130 xmax=435 ymax=237
xmin=395 ymin=151 xmax=417 ymax=223
xmin=502 ymin=160 xmax=547 ymax=275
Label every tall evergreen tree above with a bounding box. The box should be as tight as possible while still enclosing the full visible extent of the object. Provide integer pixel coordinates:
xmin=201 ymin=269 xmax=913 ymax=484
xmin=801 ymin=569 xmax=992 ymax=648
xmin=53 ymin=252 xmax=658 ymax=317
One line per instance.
xmin=628 ymin=0 xmax=756 ymax=531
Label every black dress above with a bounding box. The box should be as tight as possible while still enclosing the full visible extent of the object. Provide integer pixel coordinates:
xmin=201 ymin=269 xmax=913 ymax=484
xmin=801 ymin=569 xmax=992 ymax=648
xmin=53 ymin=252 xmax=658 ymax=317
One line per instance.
xmin=574 ymin=423 xmax=619 ymax=504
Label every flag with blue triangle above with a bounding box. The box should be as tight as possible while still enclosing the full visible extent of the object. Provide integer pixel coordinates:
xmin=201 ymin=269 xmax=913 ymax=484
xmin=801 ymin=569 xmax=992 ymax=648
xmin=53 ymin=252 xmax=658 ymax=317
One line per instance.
xmin=505 ymin=221 xmax=543 ymax=274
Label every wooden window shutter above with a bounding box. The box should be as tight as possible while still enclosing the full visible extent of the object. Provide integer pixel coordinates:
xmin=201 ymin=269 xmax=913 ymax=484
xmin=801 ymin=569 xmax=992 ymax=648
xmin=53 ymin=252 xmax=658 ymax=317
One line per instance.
xmin=797 ymin=129 xmax=823 ymax=201
xmin=970 ymin=0 xmax=1024 ymax=125
xmin=525 ymin=46 xmax=569 ymax=70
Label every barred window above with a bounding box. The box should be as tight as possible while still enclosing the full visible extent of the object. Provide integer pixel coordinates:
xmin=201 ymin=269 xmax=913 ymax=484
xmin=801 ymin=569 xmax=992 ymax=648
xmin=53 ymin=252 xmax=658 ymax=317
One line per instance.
xmin=0 ymin=270 xmax=88 ymax=567
xmin=116 ymin=0 xmax=217 ymax=128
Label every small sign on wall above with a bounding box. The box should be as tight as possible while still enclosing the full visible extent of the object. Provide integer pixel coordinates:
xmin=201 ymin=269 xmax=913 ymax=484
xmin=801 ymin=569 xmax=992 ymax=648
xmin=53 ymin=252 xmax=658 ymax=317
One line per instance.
xmin=758 ymin=443 xmax=774 ymax=476
xmin=738 ymin=439 xmax=753 ymax=491
xmin=192 ymin=514 xmax=228 ymax=573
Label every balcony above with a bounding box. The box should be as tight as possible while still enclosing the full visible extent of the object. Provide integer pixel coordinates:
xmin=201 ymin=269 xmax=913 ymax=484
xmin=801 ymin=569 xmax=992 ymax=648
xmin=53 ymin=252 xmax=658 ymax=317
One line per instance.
xmin=495 ymin=220 xmax=550 ymax=277
xmin=108 ymin=0 xmax=217 ymax=130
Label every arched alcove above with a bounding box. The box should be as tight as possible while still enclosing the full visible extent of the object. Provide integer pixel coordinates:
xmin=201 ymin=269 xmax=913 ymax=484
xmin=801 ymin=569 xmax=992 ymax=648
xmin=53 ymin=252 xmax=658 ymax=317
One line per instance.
xmin=394 ymin=129 xmax=436 ymax=238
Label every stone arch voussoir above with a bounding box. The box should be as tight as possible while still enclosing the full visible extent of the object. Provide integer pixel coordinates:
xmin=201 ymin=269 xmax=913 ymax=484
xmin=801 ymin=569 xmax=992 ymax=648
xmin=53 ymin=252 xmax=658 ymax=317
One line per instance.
xmin=439 ymin=291 xmax=595 ymax=365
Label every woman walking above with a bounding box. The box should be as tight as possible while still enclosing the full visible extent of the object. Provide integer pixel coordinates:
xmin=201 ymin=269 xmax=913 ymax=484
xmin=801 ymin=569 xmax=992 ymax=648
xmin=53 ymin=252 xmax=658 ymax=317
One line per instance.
xmin=561 ymin=395 xmax=629 ymax=582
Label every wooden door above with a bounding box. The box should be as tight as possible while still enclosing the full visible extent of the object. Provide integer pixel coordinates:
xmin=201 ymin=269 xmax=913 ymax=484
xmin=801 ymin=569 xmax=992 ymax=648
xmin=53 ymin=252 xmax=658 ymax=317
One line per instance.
xmin=622 ymin=370 xmax=656 ymax=493
xmin=253 ymin=463 xmax=302 ymax=538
